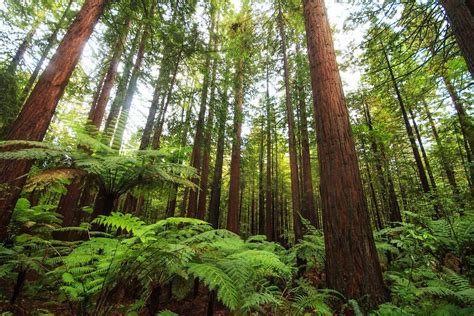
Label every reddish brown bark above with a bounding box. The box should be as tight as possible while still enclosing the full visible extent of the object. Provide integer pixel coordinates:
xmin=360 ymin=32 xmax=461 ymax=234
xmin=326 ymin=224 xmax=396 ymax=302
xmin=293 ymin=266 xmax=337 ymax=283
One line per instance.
xmin=151 ymin=46 xmax=183 ymax=149
xmin=303 ymin=0 xmax=387 ymax=307
xmin=54 ymin=170 xmax=87 ymax=240
xmin=197 ymin=56 xmax=218 ymax=220
xmin=265 ymin=66 xmax=273 ymax=241
xmin=440 ymin=0 xmax=474 ymax=78
xmin=187 ymin=15 xmax=216 ymax=218
xmin=19 ymin=0 xmax=74 ymax=106
xmin=0 ymin=0 xmax=110 ymax=241
xmin=278 ymin=7 xmax=303 ymax=242
xmin=111 ymin=25 xmax=149 ymax=150
xmin=297 ymin=77 xmax=319 ymax=229
xmin=258 ymin=118 xmax=265 ymax=235
xmin=140 ymin=49 xmax=171 ymax=150
xmin=208 ymin=92 xmax=228 ymax=228
xmin=227 ymin=58 xmax=244 ymax=234
xmin=103 ymin=29 xmax=140 ymax=143
xmin=57 ymin=11 xmax=131 ymax=227
xmin=89 ymin=17 xmax=131 ymax=129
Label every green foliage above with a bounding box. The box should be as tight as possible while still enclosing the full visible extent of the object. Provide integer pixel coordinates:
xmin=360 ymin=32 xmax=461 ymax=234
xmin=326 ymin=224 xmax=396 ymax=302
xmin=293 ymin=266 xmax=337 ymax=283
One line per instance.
xmin=0 ymin=137 xmax=197 ymax=203
xmin=288 ymin=279 xmax=336 ymax=315
xmin=40 ymin=214 xmax=293 ymax=314
xmin=0 ymin=198 xmax=63 ymax=301
xmin=291 ymin=221 xmax=325 ymax=271
xmin=372 ymin=211 xmax=474 ymax=315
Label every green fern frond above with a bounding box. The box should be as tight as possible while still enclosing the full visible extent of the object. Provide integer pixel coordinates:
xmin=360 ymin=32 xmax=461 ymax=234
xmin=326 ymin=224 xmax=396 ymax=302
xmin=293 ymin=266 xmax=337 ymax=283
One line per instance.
xmin=92 ymin=212 xmax=146 ymax=234
xmin=187 ymin=262 xmax=238 ymax=310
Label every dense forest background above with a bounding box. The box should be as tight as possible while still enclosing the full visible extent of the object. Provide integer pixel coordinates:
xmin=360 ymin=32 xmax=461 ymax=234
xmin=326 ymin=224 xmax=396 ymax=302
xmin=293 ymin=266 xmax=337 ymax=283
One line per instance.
xmin=0 ymin=0 xmax=473 ymax=315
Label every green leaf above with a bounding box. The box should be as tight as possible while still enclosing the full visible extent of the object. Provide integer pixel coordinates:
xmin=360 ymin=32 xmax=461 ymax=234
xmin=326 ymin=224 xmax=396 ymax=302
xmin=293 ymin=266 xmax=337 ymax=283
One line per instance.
xmin=62 ymin=272 xmax=75 ymax=284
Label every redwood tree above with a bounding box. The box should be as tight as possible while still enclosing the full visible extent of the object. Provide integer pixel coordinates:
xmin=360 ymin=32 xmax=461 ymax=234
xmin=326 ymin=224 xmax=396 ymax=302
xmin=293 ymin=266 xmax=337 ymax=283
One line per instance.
xmin=302 ymin=0 xmax=387 ymax=307
xmin=0 ymin=0 xmax=110 ymax=241
xmin=277 ymin=5 xmax=302 ymax=242
xmin=89 ymin=15 xmax=132 ymax=129
xmin=227 ymin=57 xmax=244 ymax=234
xmin=439 ymin=0 xmax=474 ymax=78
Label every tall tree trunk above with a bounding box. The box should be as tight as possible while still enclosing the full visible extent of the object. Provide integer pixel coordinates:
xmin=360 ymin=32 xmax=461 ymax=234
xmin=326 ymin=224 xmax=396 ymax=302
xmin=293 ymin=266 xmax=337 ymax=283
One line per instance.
xmin=19 ymin=0 xmax=74 ymax=106
xmin=208 ymin=92 xmax=228 ymax=228
xmin=139 ymin=49 xmax=171 ymax=150
xmin=382 ymin=45 xmax=431 ymax=194
xmin=7 ymin=19 xmax=42 ymax=74
xmin=57 ymin=47 xmax=116 ymax=230
xmin=364 ymin=102 xmax=401 ymax=223
xmin=422 ymin=101 xmax=459 ymax=195
xmin=89 ymin=16 xmax=131 ymax=129
xmin=54 ymin=171 xmax=87 ymax=240
xmin=258 ymin=118 xmax=265 ymax=235
xmin=111 ymin=24 xmax=149 ymax=150
xmin=227 ymin=57 xmax=244 ymax=234
xmin=265 ymin=65 xmax=273 ymax=241
xmin=167 ymin=97 xmax=193 ymax=217
xmin=251 ymin=180 xmax=256 ymax=234
xmin=277 ymin=7 xmax=302 ymax=242
xmin=410 ymin=108 xmax=438 ymax=191
xmin=409 ymin=108 xmax=443 ymax=216
xmin=365 ymin=159 xmax=383 ymax=230
xmin=188 ymin=11 xmax=217 ymax=218
xmin=1 ymin=19 xmax=43 ymax=138
xmin=381 ymin=143 xmax=402 ymax=223
xmin=456 ymin=132 xmax=473 ymax=188
xmin=151 ymin=46 xmax=183 ymax=149
xmin=103 ymin=29 xmax=140 ymax=143
xmin=0 ymin=0 xmax=110 ymax=241
xmin=297 ymin=72 xmax=319 ymax=229
xmin=442 ymin=76 xmax=474 ymax=193
xmin=439 ymin=0 xmax=474 ymax=78
xmin=197 ymin=60 xmax=218 ymax=219
xmin=302 ymin=0 xmax=387 ymax=307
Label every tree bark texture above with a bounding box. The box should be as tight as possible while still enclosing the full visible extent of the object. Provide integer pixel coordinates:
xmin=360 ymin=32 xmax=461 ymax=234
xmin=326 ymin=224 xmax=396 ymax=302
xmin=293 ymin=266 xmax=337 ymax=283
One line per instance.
xmin=303 ymin=0 xmax=387 ymax=307
xmin=19 ymin=0 xmax=74 ymax=106
xmin=226 ymin=58 xmax=244 ymax=234
xmin=440 ymin=0 xmax=474 ymax=78
xmin=278 ymin=7 xmax=303 ymax=241
xmin=0 ymin=0 xmax=110 ymax=241
xmin=89 ymin=16 xmax=131 ymax=129
xmin=208 ymin=92 xmax=228 ymax=228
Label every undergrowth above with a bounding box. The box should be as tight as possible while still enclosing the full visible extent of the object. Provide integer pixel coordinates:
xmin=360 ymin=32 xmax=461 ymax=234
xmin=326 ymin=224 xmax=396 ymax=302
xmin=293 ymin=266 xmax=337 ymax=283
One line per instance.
xmin=0 ymin=200 xmax=473 ymax=315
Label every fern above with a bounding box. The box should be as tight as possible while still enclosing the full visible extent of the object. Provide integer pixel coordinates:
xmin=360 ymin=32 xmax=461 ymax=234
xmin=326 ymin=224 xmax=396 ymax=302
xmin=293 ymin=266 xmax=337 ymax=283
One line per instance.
xmin=187 ymin=262 xmax=239 ymax=310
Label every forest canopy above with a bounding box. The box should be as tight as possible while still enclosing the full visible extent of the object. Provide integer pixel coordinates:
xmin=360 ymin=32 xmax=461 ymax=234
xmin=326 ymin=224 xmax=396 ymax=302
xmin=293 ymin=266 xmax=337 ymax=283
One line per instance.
xmin=0 ymin=0 xmax=473 ymax=315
